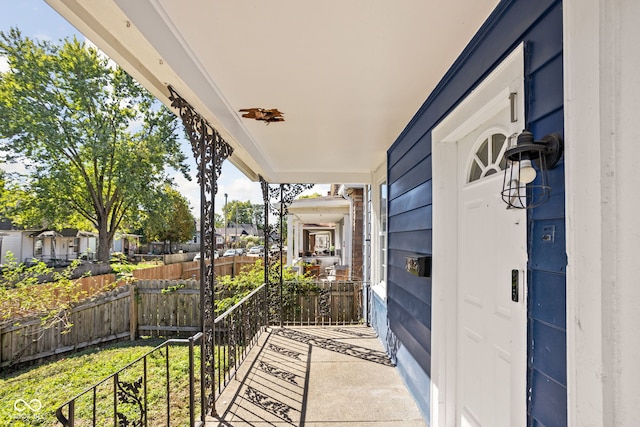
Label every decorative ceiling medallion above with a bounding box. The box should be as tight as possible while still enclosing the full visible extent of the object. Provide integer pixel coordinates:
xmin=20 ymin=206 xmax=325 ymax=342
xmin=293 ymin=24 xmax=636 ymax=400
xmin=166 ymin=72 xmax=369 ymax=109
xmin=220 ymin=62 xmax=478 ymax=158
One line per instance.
xmin=239 ymin=108 xmax=284 ymax=124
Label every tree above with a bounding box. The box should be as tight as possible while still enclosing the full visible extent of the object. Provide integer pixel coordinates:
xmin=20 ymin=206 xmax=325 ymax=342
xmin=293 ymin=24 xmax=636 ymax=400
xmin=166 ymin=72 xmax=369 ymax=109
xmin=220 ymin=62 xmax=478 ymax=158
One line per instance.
xmin=223 ymin=200 xmax=256 ymax=226
xmin=252 ymin=203 xmax=265 ymax=230
xmin=143 ymin=185 xmax=195 ymax=253
xmin=0 ymin=29 xmax=189 ymax=261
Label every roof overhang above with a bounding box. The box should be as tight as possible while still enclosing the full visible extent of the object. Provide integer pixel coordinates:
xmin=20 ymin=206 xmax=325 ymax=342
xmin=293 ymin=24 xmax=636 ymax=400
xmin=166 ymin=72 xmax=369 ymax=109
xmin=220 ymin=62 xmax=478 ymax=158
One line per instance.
xmin=46 ymin=0 xmax=500 ymax=184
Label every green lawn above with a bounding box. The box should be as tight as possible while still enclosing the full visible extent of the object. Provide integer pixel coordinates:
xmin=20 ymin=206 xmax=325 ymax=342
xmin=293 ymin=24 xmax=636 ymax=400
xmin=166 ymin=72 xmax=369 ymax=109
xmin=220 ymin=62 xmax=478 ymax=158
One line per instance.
xmin=0 ymin=338 xmax=202 ymax=427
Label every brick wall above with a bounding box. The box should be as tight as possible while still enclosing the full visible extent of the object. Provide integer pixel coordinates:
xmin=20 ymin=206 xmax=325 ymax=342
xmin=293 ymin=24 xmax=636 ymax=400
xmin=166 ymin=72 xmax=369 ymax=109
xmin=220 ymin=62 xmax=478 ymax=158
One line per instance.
xmin=347 ymin=188 xmax=364 ymax=280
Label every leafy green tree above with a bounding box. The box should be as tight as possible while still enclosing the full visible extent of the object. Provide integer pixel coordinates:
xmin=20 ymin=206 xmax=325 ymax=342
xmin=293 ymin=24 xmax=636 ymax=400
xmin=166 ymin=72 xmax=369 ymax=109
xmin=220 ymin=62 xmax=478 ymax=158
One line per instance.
xmin=143 ymin=185 xmax=195 ymax=253
xmin=214 ymin=212 xmax=224 ymax=228
xmin=224 ymin=200 xmax=256 ymax=225
xmin=0 ymin=29 xmax=189 ymax=261
xmin=252 ymin=203 xmax=265 ymax=230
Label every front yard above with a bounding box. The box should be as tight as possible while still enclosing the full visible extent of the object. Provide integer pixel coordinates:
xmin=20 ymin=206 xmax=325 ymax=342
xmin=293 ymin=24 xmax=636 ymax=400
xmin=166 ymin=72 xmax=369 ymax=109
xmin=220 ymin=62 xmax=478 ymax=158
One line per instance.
xmin=0 ymin=338 xmax=198 ymax=427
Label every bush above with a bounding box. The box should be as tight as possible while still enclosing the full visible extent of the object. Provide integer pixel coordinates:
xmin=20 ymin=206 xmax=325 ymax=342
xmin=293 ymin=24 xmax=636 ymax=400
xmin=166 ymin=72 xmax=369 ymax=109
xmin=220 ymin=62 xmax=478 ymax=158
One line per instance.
xmin=215 ymin=259 xmax=315 ymax=314
xmin=0 ymin=252 xmax=86 ymax=331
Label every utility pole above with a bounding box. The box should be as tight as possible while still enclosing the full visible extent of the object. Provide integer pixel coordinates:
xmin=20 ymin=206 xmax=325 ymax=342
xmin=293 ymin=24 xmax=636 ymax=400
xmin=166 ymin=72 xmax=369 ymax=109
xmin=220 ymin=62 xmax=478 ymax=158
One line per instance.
xmin=235 ymin=205 xmax=238 ymax=251
xmin=224 ymin=193 xmax=228 ymax=250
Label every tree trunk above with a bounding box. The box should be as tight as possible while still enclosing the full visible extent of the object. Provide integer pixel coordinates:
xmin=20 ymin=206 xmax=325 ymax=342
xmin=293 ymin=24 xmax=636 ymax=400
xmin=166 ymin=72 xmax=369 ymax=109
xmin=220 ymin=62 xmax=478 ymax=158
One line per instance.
xmin=96 ymin=221 xmax=115 ymax=262
xmin=97 ymin=233 xmax=111 ymax=262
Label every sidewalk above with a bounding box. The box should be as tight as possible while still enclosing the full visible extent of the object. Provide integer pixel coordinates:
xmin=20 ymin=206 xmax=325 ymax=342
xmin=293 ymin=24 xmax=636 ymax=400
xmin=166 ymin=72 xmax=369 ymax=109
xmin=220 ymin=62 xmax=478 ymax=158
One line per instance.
xmin=206 ymin=326 xmax=425 ymax=426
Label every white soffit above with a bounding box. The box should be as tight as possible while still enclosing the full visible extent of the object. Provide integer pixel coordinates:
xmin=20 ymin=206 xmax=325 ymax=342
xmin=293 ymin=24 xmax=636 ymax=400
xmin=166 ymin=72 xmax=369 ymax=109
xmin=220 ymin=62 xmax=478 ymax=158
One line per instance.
xmin=47 ymin=0 xmax=499 ymax=183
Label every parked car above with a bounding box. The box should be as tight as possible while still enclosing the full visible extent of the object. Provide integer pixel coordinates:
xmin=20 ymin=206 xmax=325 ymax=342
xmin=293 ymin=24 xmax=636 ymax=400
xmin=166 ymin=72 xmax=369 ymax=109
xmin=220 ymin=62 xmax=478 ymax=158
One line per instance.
xmin=269 ymin=244 xmax=287 ymax=255
xmin=222 ymin=249 xmax=237 ymax=257
xmin=235 ymin=248 xmax=245 ymax=256
xmin=248 ymin=245 xmax=264 ymax=255
xmin=193 ymin=251 xmax=219 ymax=261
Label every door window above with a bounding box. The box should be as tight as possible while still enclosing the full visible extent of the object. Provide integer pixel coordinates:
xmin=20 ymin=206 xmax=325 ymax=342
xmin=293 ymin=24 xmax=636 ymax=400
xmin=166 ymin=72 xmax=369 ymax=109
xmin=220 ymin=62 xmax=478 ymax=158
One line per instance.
xmin=468 ymin=132 xmax=508 ymax=183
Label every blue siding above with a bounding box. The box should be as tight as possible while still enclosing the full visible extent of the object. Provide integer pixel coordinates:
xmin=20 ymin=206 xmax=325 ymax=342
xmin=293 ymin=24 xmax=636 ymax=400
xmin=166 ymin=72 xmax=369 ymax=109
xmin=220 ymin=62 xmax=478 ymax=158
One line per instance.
xmin=386 ymin=0 xmax=566 ymax=425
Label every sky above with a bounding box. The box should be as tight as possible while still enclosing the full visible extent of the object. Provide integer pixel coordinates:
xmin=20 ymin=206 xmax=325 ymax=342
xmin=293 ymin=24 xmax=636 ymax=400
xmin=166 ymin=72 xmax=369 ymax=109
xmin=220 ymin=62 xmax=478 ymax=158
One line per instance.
xmin=0 ymin=0 xmax=326 ymax=216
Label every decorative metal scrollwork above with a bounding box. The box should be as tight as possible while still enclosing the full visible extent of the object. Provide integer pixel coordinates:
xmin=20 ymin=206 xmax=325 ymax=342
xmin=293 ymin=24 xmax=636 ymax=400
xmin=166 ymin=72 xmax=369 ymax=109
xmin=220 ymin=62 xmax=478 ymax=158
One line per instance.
xmin=259 ymin=176 xmax=314 ymax=326
xmin=116 ymin=377 xmax=144 ymax=427
xmin=318 ymin=288 xmax=330 ymax=317
xmin=168 ymin=85 xmax=232 ymax=416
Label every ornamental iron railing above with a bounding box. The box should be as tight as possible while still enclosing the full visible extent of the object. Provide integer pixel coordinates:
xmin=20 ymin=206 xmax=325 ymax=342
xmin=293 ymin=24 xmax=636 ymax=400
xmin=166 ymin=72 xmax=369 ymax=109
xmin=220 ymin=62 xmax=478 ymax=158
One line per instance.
xmin=212 ymin=283 xmax=268 ymax=400
xmin=55 ymin=280 xmax=364 ymax=426
xmin=55 ymin=333 xmax=204 ymax=427
xmin=260 ymin=177 xmax=314 ymax=326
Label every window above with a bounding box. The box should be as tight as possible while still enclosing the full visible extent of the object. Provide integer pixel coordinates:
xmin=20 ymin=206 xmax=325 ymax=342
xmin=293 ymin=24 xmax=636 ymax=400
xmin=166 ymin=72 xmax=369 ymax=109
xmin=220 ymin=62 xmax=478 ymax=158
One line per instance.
xmin=379 ymin=182 xmax=387 ymax=284
xmin=467 ymin=132 xmax=508 ymax=183
xmin=34 ymin=240 xmax=43 ymax=257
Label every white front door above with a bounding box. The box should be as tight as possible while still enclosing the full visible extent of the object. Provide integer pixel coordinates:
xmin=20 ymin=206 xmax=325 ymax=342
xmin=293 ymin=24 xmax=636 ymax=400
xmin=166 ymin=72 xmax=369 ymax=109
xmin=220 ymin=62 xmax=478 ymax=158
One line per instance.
xmin=431 ymin=45 xmax=527 ymax=427
xmin=455 ymin=119 xmax=527 ymax=427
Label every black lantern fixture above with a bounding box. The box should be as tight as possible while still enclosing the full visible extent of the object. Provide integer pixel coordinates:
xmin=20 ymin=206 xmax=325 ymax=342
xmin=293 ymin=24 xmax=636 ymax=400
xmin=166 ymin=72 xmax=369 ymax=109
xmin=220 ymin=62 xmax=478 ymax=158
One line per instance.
xmin=501 ymin=130 xmax=564 ymax=209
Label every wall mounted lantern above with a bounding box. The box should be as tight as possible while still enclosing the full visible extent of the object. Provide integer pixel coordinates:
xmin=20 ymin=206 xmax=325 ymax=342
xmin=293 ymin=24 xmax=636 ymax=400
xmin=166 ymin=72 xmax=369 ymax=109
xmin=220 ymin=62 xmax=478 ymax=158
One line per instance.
xmin=501 ymin=130 xmax=564 ymax=209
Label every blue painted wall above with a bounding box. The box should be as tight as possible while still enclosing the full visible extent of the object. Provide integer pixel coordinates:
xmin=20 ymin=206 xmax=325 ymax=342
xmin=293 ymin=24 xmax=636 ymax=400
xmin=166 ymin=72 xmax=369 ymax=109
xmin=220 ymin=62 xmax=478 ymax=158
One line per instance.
xmin=386 ymin=0 xmax=566 ymax=425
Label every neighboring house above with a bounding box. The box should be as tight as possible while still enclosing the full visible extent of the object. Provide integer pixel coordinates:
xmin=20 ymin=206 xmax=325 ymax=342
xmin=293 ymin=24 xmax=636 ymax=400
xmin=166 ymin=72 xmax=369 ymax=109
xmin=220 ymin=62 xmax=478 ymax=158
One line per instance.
xmin=216 ymin=224 xmax=258 ymax=245
xmin=59 ymin=228 xmax=98 ymax=261
xmin=112 ymin=233 xmax=140 ymax=256
xmin=0 ymin=222 xmax=99 ymax=265
xmin=0 ymin=228 xmax=37 ymax=265
xmin=48 ymin=2 xmax=640 ymax=426
xmin=32 ymin=229 xmax=98 ymax=264
xmin=287 ymin=194 xmax=349 ymax=258
xmin=286 ymin=189 xmax=364 ymax=279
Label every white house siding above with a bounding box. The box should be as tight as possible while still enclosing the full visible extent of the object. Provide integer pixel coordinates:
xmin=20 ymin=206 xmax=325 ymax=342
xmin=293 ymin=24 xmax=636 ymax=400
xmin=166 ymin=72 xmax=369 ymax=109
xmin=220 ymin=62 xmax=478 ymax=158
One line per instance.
xmin=1 ymin=232 xmax=22 ymax=264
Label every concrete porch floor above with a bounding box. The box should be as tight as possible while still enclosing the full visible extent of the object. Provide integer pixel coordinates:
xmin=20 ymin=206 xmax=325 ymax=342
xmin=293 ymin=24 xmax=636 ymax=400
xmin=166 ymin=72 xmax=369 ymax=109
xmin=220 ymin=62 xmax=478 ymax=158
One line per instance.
xmin=206 ymin=326 xmax=425 ymax=426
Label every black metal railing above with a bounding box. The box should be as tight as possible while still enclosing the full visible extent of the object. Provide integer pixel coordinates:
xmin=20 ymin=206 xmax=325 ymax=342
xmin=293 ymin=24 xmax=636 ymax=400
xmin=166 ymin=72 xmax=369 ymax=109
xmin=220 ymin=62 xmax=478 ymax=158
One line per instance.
xmin=55 ymin=280 xmax=366 ymax=425
xmin=55 ymin=333 xmax=204 ymax=427
xmin=213 ymin=283 xmax=268 ymax=400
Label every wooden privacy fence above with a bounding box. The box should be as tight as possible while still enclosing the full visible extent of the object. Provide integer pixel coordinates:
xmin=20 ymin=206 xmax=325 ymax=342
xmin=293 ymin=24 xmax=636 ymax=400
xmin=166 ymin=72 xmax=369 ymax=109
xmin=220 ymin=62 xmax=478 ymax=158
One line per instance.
xmin=134 ymin=280 xmax=200 ymax=337
xmin=0 ymin=285 xmax=131 ymax=368
xmin=129 ymin=257 xmax=256 ymax=281
xmin=0 ymin=279 xmax=364 ymax=368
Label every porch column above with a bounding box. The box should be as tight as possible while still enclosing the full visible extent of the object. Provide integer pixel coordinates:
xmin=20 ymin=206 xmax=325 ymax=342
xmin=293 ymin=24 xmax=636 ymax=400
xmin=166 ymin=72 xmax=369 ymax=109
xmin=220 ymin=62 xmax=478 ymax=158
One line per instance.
xmin=168 ymin=86 xmax=233 ymax=418
xmin=286 ymin=214 xmax=294 ymax=266
xmin=342 ymin=213 xmax=351 ymax=267
xmin=296 ymin=219 xmax=304 ymax=259
xmin=564 ymin=2 xmax=640 ymax=426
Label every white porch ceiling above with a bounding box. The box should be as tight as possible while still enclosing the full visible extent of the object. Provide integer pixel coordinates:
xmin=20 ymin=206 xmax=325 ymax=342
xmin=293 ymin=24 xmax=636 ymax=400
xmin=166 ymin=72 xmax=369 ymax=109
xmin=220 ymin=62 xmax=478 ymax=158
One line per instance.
xmin=46 ymin=0 xmax=499 ymax=184
xmin=288 ymin=196 xmax=350 ymax=225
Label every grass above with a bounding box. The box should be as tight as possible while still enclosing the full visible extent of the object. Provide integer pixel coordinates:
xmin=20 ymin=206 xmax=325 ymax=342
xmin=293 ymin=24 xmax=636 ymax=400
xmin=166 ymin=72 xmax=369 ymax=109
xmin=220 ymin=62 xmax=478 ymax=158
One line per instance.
xmin=0 ymin=338 xmax=202 ymax=427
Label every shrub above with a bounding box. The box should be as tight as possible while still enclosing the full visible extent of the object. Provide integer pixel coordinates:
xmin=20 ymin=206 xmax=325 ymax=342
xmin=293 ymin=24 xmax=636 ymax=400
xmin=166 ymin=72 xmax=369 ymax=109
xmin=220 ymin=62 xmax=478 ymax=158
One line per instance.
xmin=0 ymin=252 xmax=86 ymax=331
xmin=215 ymin=258 xmax=315 ymax=314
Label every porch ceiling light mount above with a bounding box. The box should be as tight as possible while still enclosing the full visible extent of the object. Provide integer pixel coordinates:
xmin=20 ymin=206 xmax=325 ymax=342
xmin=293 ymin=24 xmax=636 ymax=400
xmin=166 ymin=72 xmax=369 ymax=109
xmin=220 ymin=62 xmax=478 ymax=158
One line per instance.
xmin=239 ymin=108 xmax=285 ymax=124
xmin=501 ymin=130 xmax=564 ymax=209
